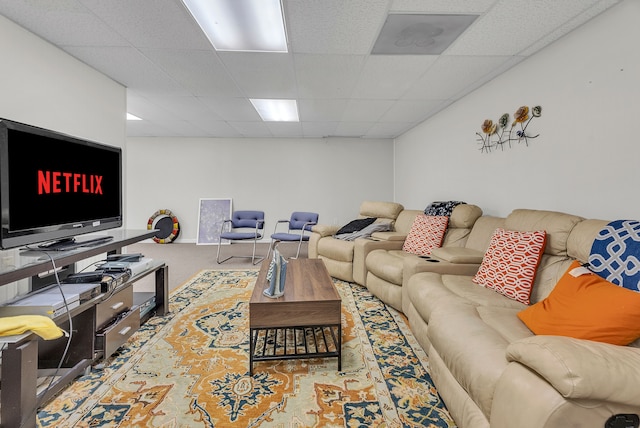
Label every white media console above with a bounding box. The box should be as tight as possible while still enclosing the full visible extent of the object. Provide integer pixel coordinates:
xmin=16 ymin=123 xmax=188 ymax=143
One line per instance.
xmin=0 ymin=229 xmax=168 ymax=428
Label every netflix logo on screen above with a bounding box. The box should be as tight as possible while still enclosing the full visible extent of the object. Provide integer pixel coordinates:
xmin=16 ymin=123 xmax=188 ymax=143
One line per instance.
xmin=37 ymin=170 xmax=103 ymax=195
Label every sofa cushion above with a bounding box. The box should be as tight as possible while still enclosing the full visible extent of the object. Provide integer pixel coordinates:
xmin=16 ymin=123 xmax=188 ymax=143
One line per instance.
xmin=317 ymin=237 xmax=356 ymax=262
xmin=335 ymin=217 xmax=376 ymax=235
xmin=402 ymin=215 xmax=448 ymax=256
xmin=505 ymin=209 xmax=583 ymax=257
xmin=588 ymin=219 xmax=640 ymax=291
xmin=407 ymin=272 xmax=526 ymax=326
xmin=518 ymin=260 xmax=640 ymax=345
xmin=366 ymin=249 xmax=411 ymax=284
xmin=473 ymin=228 xmax=547 ymax=305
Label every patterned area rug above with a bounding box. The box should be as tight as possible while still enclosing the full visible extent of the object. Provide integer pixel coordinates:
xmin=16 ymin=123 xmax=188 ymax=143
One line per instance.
xmin=38 ymin=269 xmax=456 ymax=427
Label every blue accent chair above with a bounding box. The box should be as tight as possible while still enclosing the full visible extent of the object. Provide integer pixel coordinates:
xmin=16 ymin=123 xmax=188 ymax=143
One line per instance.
xmin=266 ymin=211 xmax=319 ymax=260
xmin=216 ymin=210 xmax=265 ymax=265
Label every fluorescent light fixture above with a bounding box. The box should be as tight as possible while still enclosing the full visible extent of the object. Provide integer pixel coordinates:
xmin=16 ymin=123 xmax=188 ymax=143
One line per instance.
xmin=250 ymin=99 xmax=299 ymax=122
xmin=182 ymin=0 xmax=288 ymax=52
xmin=126 ymin=113 xmax=142 ymax=121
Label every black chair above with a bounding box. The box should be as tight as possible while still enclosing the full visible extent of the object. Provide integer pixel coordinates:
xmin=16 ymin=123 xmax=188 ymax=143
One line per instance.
xmin=216 ymin=210 xmax=265 ymax=265
xmin=266 ymin=211 xmax=319 ymax=260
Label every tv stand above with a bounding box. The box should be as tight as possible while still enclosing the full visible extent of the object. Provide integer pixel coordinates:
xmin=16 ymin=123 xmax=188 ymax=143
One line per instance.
xmin=0 ymin=230 xmax=167 ymax=428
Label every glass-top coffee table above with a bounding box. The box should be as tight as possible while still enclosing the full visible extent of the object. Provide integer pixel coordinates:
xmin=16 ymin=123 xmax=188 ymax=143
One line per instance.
xmin=249 ymin=258 xmax=342 ymax=375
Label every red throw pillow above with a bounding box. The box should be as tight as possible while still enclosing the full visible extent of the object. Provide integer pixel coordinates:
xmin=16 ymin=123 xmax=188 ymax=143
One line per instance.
xmin=473 ymin=228 xmax=547 ymax=305
xmin=402 ymin=215 xmax=449 ymax=256
xmin=518 ymin=260 xmax=640 ymax=345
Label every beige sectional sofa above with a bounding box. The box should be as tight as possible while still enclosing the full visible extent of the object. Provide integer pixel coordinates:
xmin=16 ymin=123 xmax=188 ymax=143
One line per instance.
xmin=403 ymin=209 xmax=640 ymax=428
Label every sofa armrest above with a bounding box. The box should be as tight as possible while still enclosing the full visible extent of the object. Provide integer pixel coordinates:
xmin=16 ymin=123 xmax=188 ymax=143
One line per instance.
xmin=430 ymin=247 xmax=484 ymax=264
xmin=369 ymin=231 xmax=407 ymax=242
xmin=506 ymin=335 xmax=640 ymax=406
xmin=311 ymin=224 xmax=340 ymax=237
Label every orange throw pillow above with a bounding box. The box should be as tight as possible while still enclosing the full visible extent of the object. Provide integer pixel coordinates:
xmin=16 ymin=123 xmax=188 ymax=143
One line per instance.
xmin=518 ymin=260 xmax=640 ymax=345
xmin=473 ymin=228 xmax=547 ymax=304
xmin=402 ymin=215 xmax=449 ymax=256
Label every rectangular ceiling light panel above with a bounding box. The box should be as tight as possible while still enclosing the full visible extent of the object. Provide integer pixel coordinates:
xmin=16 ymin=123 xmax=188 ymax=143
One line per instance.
xmin=182 ymin=0 xmax=288 ymax=52
xmin=250 ymin=99 xmax=299 ymax=122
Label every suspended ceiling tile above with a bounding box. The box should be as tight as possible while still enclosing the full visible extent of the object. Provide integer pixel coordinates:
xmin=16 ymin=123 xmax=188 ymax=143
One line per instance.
xmin=401 ymin=55 xmax=515 ymax=100
xmin=140 ymin=49 xmax=242 ymax=97
xmin=217 ymin=52 xmax=297 ymax=98
xmin=301 ymin=121 xmax=339 ymax=138
xmin=199 ymin=97 xmax=262 ymax=122
xmin=228 ymin=121 xmax=273 ymax=137
xmin=65 ymin=46 xmax=186 ymax=94
xmin=80 ymin=0 xmax=211 ymax=50
xmin=298 ymin=99 xmax=349 ymax=122
xmin=294 ymin=54 xmax=366 ymax=99
xmin=379 ymin=99 xmax=445 ymax=122
xmin=364 ymin=121 xmax=414 ymax=138
xmin=351 ymin=55 xmax=438 ymax=99
xmin=265 ymin=121 xmax=304 ymax=137
xmin=389 ymin=0 xmax=496 ymax=14
xmin=286 ymin=0 xmax=389 ymax=54
xmin=0 ymin=0 xmax=128 ymax=46
xmin=333 ymin=121 xmax=376 ymax=137
xmin=446 ymin=0 xmax=610 ymax=56
xmin=142 ymin=96 xmax=223 ymax=122
xmin=192 ymin=120 xmax=242 ymax=137
xmin=342 ymin=99 xmax=395 ymax=122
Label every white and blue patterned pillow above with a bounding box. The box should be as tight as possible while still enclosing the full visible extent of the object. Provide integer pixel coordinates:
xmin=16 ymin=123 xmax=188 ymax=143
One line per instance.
xmin=588 ymin=220 xmax=640 ymax=292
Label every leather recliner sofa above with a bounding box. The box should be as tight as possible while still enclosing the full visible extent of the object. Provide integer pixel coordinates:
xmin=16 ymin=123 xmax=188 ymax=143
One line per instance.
xmin=403 ymin=209 xmax=640 ymax=428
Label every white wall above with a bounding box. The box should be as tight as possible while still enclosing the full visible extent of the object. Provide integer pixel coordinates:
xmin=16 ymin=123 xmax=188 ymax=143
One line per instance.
xmin=0 ymin=15 xmax=125 ymax=299
xmin=127 ymin=136 xmax=394 ymax=242
xmin=394 ymin=0 xmax=639 ymax=220
xmin=0 ymin=15 xmax=125 ymax=148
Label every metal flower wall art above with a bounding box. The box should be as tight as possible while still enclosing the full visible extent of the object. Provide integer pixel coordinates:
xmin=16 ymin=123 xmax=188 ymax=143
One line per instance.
xmin=476 ymin=105 xmax=542 ymax=153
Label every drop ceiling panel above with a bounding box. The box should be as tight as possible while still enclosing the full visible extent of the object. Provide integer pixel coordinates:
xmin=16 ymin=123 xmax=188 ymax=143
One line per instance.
xmin=265 ymin=121 xmax=303 ymax=137
xmin=140 ymin=49 xmax=242 ymax=97
xmin=217 ymin=52 xmax=297 ymax=98
xmin=286 ymin=0 xmax=390 ymax=54
xmin=365 ymin=122 xmax=414 ymax=138
xmin=0 ymin=1 xmax=127 ymax=46
xmin=447 ymin=0 xmax=608 ymax=56
xmin=199 ymin=97 xmax=262 ymax=122
xmin=333 ymin=121 xmax=376 ymax=137
xmin=228 ymin=121 xmax=273 ymax=137
xmin=298 ymin=99 xmax=349 ymax=122
xmin=401 ymin=55 xmax=516 ymax=100
xmin=65 ymin=46 xmax=186 ymax=94
xmin=352 ymin=55 xmax=438 ymax=99
xmin=301 ymin=122 xmax=339 ymax=138
xmin=379 ymin=99 xmax=446 ymax=122
xmin=342 ymin=100 xmax=395 ymax=122
xmin=142 ymin=96 xmax=222 ymax=122
xmin=294 ymin=54 xmax=366 ymax=99
xmin=389 ymin=0 xmax=495 ymax=14
xmin=79 ymin=0 xmax=211 ymax=50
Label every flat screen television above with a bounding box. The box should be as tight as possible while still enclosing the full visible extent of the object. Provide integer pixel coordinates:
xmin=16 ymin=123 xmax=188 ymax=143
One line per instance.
xmin=0 ymin=118 xmax=123 ymax=250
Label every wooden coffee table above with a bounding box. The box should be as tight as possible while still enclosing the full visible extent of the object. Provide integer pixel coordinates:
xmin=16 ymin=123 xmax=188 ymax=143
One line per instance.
xmin=249 ymin=258 xmax=341 ymax=375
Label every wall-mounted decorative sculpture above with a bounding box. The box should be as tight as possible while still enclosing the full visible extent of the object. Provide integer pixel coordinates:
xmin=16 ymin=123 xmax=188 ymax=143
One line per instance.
xmin=476 ymin=105 xmax=542 ymax=153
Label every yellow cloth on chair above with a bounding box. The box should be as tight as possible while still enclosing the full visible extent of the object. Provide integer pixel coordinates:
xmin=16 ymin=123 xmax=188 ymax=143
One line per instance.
xmin=0 ymin=315 xmax=66 ymax=340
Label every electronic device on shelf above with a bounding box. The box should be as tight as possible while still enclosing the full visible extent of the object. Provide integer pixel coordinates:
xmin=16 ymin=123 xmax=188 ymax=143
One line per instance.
xmin=106 ymin=253 xmax=143 ymax=263
xmin=0 ymin=118 xmax=123 ymax=250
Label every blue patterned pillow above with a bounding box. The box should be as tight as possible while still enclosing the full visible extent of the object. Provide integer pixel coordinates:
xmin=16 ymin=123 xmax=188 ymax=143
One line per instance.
xmin=588 ymin=220 xmax=640 ymax=292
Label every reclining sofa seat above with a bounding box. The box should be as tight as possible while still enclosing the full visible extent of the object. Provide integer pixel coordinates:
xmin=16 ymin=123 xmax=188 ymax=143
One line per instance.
xmin=308 ymin=201 xmax=404 ymax=283
xmin=364 ymin=204 xmax=483 ymax=312
xmin=404 ymin=208 xmax=640 ymax=428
